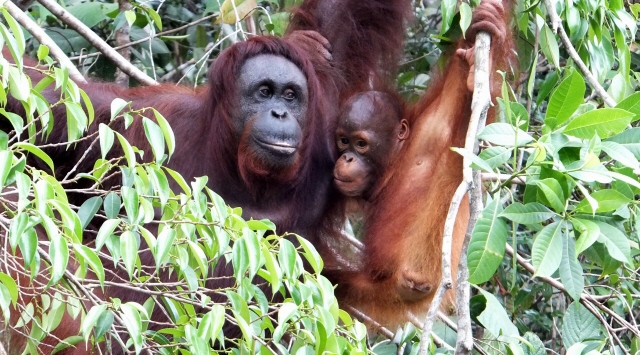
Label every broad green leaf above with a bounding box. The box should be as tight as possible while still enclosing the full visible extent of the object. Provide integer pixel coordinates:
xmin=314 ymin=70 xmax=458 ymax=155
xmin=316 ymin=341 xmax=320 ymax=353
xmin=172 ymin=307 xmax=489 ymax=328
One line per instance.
xmin=218 ymin=0 xmax=258 ymax=24
xmin=540 ymin=23 xmax=560 ymax=68
xmin=121 ymin=186 xmax=139 ymax=224
xmin=1 ymin=8 xmax=25 ymax=54
xmin=478 ymin=146 xmax=513 ymax=169
xmin=0 ymin=150 xmax=12 ymax=191
xmin=575 ymin=189 xmax=631 ymax=213
xmin=476 ymin=288 xmax=519 ymax=337
xmin=559 ymin=236 xmax=584 ymax=300
xmin=155 ymin=227 xmax=176 ymax=271
xmin=477 ymin=123 xmax=534 ymax=147
xmin=232 ymin=237 xmax=249 ymax=280
xmin=99 ymin=124 xmax=115 ymax=160
xmin=103 ymin=192 xmax=121 ymax=220
xmin=296 ymin=236 xmax=323 ymax=274
xmin=119 ymin=303 xmax=143 ymax=354
xmin=572 ymin=219 xmax=600 ymax=255
xmin=142 ymin=117 xmax=165 ymax=164
xmin=278 ymin=239 xmax=297 ymax=279
xmin=81 ymin=304 xmax=107 ymax=341
xmin=95 ymin=219 xmax=121 ymax=251
xmin=452 ymin=147 xmax=494 ymax=172
xmin=533 ymin=179 xmax=565 ymax=213
xmin=73 ymin=244 xmax=105 ymax=286
xmin=115 ymin=132 xmax=136 ymax=170
xmin=564 ymin=108 xmax=634 ymax=139
xmin=499 ymin=202 xmax=556 ymax=225
xmin=14 ymin=142 xmax=54 ymax=173
xmin=561 ymin=302 xmax=602 ymax=348
xmin=120 ymin=231 xmax=139 ymax=279
xmin=43 ymin=214 xmax=69 ymax=284
xmin=546 ymin=71 xmax=585 ymax=127
xmin=459 ymin=3 xmax=472 ymax=36
xmin=607 ymin=127 xmax=640 ymax=158
xmin=522 ymin=332 xmax=546 ymax=355
xmin=594 ymin=221 xmax=631 ymax=263
xmin=601 ymin=141 xmax=640 ymax=170
xmin=147 ymin=166 xmax=169 ymax=208
xmin=152 ymin=109 xmax=175 ymax=158
xmin=468 ymin=199 xmax=508 ymax=284
xmin=0 ymin=273 xmax=18 ymax=306
xmin=77 ymin=196 xmax=102 ymax=230
xmin=616 ymin=91 xmax=640 ymax=121
xmin=531 ymin=221 xmax=565 ymax=277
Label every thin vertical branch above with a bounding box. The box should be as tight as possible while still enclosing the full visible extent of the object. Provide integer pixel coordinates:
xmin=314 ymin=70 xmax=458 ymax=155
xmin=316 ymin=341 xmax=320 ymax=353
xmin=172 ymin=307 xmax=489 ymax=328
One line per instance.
xmin=114 ymin=0 xmax=133 ymax=86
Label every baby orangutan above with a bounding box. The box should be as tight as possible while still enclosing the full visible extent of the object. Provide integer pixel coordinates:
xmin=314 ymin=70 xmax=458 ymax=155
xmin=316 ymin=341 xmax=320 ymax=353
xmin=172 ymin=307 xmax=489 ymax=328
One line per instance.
xmin=333 ymin=91 xmax=409 ymax=201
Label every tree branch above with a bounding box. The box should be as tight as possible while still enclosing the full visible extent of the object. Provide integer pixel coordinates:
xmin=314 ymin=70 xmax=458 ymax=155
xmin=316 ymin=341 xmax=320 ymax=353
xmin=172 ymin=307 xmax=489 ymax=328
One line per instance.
xmin=543 ymin=0 xmax=616 ymax=107
xmin=2 ymin=0 xmax=86 ymax=83
xmin=36 ymin=0 xmax=158 ymax=86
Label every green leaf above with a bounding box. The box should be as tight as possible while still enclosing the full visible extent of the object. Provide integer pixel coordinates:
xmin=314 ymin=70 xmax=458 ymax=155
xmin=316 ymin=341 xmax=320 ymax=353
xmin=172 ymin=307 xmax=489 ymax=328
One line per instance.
xmin=467 ymin=199 xmax=508 ymax=284
xmin=77 ymin=196 xmax=102 ymax=230
xmin=439 ymin=0 xmax=456 ymax=34
xmin=44 ymin=214 xmax=69 ymax=284
xmin=81 ymin=304 xmax=107 ymax=341
xmin=594 ymin=221 xmax=631 ymax=263
xmin=103 ymin=192 xmax=121 ymax=220
xmin=459 ymin=2 xmax=472 ymax=36
xmin=120 ymin=231 xmax=139 ymax=278
xmin=115 ymin=132 xmax=136 ymax=170
xmin=142 ymin=117 xmax=165 ymax=164
xmin=73 ymin=244 xmax=105 ymax=286
xmin=0 ymin=150 xmax=12 ymax=191
xmin=572 ymin=218 xmax=600 ymax=255
xmin=477 ymin=146 xmax=513 ymax=169
xmin=95 ymin=219 xmax=121 ymax=251
xmin=561 ymin=302 xmax=602 ymax=348
xmin=14 ymin=142 xmax=54 ymax=173
xmin=0 ymin=273 xmax=18 ymax=306
xmin=533 ymin=178 xmax=566 ymax=213
xmin=522 ymin=332 xmax=546 ymax=355
xmin=476 ymin=288 xmax=519 ymax=337
xmin=121 ymin=186 xmax=139 ymax=224
xmin=99 ymin=124 xmax=115 ymax=160
xmin=546 ymin=70 xmax=586 ymax=127
xmin=563 ymin=108 xmax=634 ymax=139
xmin=499 ymin=202 xmax=556 ymax=225
xmin=575 ymin=189 xmax=631 ymax=213
xmin=1 ymin=8 xmax=25 ymax=55
xmin=616 ymin=91 xmax=640 ymax=121
xmin=559 ymin=236 xmax=584 ymax=301
xmin=531 ymin=221 xmax=565 ymax=277
xmin=478 ymin=123 xmax=534 ymax=147
xmin=155 ymin=227 xmax=176 ymax=271
xmin=607 ymin=127 xmax=640 ymax=158
xmin=278 ymin=239 xmax=297 ymax=279
xmin=296 ymin=236 xmax=323 ymax=274
xmin=540 ymin=24 xmax=560 ymax=68
xmin=152 ymin=109 xmax=175 ymax=158
xmin=119 ymin=303 xmax=143 ymax=354
xmin=601 ymin=141 xmax=640 ymax=170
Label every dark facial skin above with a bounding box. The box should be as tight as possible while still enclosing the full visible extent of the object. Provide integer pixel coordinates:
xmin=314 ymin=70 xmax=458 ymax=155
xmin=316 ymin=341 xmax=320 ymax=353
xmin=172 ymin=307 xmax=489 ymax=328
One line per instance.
xmin=334 ymin=91 xmax=408 ymax=199
xmin=236 ymin=54 xmax=309 ymax=169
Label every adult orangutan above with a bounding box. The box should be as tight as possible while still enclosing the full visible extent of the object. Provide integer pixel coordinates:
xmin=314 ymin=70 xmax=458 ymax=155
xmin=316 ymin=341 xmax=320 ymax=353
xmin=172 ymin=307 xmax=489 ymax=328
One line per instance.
xmin=328 ymin=0 xmax=514 ymax=327
xmin=1 ymin=0 xmax=413 ymax=353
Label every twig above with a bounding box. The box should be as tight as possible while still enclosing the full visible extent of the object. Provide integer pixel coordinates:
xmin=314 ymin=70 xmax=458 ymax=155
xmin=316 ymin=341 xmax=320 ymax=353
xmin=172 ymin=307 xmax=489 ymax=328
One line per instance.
xmin=418 ymin=181 xmax=466 ymax=353
xmin=505 ymin=244 xmax=640 ymax=339
xmin=36 ymin=0 xmax=158 ymax=86
xmin=114 ymin=0 xmax=132 ymax=86
xmin=1 ymin=0 xmax=86 ymax=83
xmin=456 ymin=31 xmax=492 ymax=355
xmin=68 ymin=13 xmax=220 ymax=62
xmin=418 ymin=31 xmax=493 ymax=355
xmin=543 ymin=0 xmax=616 ymax=107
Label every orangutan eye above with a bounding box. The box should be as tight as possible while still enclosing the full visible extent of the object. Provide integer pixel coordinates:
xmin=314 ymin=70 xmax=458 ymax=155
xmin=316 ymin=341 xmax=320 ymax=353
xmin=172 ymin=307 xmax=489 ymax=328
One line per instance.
xmin=259 ymin=86 xmax=271 ymax=97
xmin=340 ymin=137 xmax=349 ymax=145
xmin=283 ymin=89 xmax=296 ymax=101
xmin=356 ymin=140 xmax=367 ymax=148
